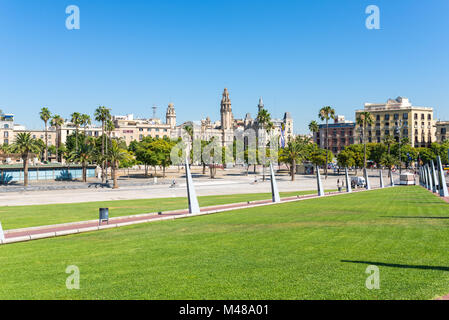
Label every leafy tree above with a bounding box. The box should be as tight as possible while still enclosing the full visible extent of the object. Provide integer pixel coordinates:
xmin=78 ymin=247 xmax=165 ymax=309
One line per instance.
xmin=337 ymin=149 xmax=356 ymax=169
xmin=308 ymin=120 xmax=319 ymax=135
xmin=10 ymin=133 xmax=41 ymax=186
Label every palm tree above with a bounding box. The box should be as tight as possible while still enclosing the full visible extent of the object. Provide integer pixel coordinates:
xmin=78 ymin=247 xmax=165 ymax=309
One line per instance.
xmin=10 ymin=133 xmax=41 ymax=187
xmin=50 ymin=114 xmax=64 ymax=163
xmin=356 ymin=111 xmax=374 ymax=169
xmin=183 ymin=124 xmax=194 ymax=164
xmin=70 ymin=112 xmax=82 ymax=151
xmin=281 ymin=136 xmax=310 ymax=181
xmin=318 ymin=106 xmax=336 ymax=179
xmin=308 ymin=120 xmax=319 ymax=136
xmin=39 ymin=107 xmax=51 ymax=162
xmin=256 ymin=108 xmax=274 ymax=181
xmin=69 ymin=142 xmax=94 ymax=183
xmin=108 ymin=140 xmax=129 ymax=189
xmin=383 ymin=134 xmax=395 ymax=155
xmin=94 ymin=106 xmax=111 ymax=183
xmin=81 ymin=114 xmax=91 ymax=134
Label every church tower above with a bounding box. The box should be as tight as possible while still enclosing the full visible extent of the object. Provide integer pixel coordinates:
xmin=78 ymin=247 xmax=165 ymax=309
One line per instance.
xmin=166 ymin=103 xmax=176 ymax=129
xmin=220 ymin=88 xmax=233 ymax=130
xmin=258 ymin=97 xmax=264 ymax=112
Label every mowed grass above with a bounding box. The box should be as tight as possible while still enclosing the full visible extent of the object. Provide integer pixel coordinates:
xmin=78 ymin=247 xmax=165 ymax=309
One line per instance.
xmin=0 ymin=186 xmax=448 ymax=300
xmin=0 ymin=190 xmax=331 ymax=230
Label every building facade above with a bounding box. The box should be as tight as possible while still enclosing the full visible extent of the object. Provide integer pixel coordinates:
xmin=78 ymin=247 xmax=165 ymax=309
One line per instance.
xmin=355 ymin=97 xmax=435 ymax=148
xmin=435 ymin=121 xmax=449 ymax=143
xmin=314 ymin=115 xmax=355 ymax=154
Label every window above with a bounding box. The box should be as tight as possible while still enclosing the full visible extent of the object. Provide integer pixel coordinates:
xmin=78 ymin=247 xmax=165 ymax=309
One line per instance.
xmin=414 ymin=114 xmax=418 ymax=120
xmin=442 ymin=128 xmax=447 ymax=134
xmin=4 ymin=131 xmax=8 ymax=138
xmin=139 ymin=128 xmax=143 ymax=132
xmin=4 ymin=124 xmax=9 ymax=129
xmin=385 ymin=114 xmax=390 ymax=121
xmin=403 ymin=129 xmax=408 ymax=135
xmin=385 ymin=130 xmax=390 ymax=135
xmin=428 ymin=114 xmax=431 ymax=120
xmin=376 ymin=115 xmax=380 ymax=121
xmin=394 ymin=114 xmax=399 ymax=120
xmin=4 ymin=139 xmax=8 ymax=145
xmin=421 ymin=114 xmax=425 ymax=120
xmin=403 ymin=113 xmax=408 ymax=120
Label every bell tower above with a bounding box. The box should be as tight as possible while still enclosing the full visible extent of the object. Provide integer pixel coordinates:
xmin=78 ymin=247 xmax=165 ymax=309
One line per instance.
xmin=166 ymin=103 xmax=176 ymax=129
xmin=220 ymin=88 xmax=233 ymax=130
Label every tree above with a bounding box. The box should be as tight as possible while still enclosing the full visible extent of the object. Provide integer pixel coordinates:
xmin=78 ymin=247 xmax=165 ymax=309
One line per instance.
xmin=94 ymin=106 xmax=111 ymax=182
xmin=50 ymin=114 xmax=64 ymax=162
xmin=81 ymin=114 xmax=91 ymax=134
xmin=308 ymin=120 xmax=319 ymax=136
xmin=10 ymin=133 xmax=41 ymax=187
xmin=318 ymin=106 xmax=336 ymax=179
xmin=383 ymin=134 xmax=395 ymax=155
xmin=356 ymin=111 xmax=374 ymax=169
xmin=39 ymin=107 xmax=51 ymax=162
xmin=337 ymin=148 xmax=356 ymax=169
xmin=280 ymin=136 xmax=310 ymax=181
xmin=256 ymin=108 xmax=274 ymax=181
xmin=108 ymin=140 xmax=130 ymax=189
xmin=70 ymin=112 xmax=82 ymax=152
xmin=69 ymin=141 xmax=94 ymax=183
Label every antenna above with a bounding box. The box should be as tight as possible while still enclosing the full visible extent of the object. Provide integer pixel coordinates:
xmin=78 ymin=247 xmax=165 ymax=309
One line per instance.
xmin=152 ymin=105 xmax=157 ymax=119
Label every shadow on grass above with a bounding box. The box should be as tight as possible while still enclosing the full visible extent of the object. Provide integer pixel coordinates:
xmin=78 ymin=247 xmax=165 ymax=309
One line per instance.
xmin=381 ymin=216 xmax=449 ymax=220
xmin=341 ymin=260 xmax=449 ymax=272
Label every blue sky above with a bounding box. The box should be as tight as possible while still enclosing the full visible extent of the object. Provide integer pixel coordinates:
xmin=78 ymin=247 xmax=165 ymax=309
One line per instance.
xmin=0 ymin=0 xmax=448 ymax=133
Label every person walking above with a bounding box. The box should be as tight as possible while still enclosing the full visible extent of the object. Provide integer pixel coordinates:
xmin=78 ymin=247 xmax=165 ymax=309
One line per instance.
xmin=337 ymin=179 xmax=342 ymax=192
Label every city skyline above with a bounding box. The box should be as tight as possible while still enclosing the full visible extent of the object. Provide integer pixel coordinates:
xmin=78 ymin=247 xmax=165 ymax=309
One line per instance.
xmin=1 ymin=0 xmax=449 ymax=132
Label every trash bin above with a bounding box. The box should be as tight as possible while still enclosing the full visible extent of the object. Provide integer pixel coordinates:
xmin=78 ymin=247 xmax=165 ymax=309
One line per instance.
xmin=99 ymin=208 xmax=109 ymax=225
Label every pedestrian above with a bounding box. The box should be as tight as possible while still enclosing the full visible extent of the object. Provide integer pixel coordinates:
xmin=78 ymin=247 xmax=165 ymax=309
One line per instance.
xmin=337 ymin=179 xmax=342 ymax=192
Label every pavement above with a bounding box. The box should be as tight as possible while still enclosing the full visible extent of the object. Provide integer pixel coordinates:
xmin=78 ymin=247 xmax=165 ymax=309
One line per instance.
xmin=0 ymin=171 xmax=395 ymax=206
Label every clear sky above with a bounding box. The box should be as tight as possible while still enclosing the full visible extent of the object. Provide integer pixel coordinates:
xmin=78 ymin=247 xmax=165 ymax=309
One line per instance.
xmin=0 ymin=0 xmax=448 ymax=133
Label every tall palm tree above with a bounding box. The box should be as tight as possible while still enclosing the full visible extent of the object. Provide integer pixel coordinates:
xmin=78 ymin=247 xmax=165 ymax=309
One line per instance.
xmin=183 ymin=124 xmax=194 ymax=164
xmin=69 ymin=142 xmax=94 ymax=183
xmin=108 ymin=140 xmax=129 ymax=189
xmin=39 ymin=107 xmax=51 ymax=162
xmin=10 ymin=133 xmax=41 ymax=187
xmin=81 ymin=114 xmax=91 ymax=134
xmin=308 ymin=120 xmax=319 ymax=136
xmin=50 ymin=114 xmax=64 ymax=163
xmin=94 ymin=106 xmax=111 ymax=183
xmin=318 ymin=106 xmax=336 ymax=179
xmin=256 ymin=109 xmax=273 ymax=181
xmin=281 ymin=136 xmax=310 ymax=181
xmin=70 ymin=112 xmax=82 ymax=151
xmin=356 ymin=111 xmax=374 ymax=169
xmin=383 ymin=134 xmax=395 ymax=156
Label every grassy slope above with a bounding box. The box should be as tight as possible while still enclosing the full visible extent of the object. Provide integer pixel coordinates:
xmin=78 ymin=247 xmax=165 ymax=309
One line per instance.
xmin=0 ymin=186 xmax=448 ymax=300
xmin=0 ymin=190 xmax=330 ymax=230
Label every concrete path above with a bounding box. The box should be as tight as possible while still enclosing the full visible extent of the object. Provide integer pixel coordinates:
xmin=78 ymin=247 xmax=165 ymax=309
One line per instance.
xmin=0 ymin=174 xmax=392 ymax=206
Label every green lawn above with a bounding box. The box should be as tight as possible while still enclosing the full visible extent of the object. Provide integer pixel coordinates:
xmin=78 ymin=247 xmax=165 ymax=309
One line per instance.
xmin=0 ymin=190 xmax=329 ymax=230
xmin=0 ymin=186 xmax=448 ymax=300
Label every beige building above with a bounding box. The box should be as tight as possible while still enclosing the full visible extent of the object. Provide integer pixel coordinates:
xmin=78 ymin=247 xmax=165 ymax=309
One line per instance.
xmin=435 ymin=121 xmax=449 ymax=143
xmin=355 ymin=97 xmax=435 ymax=148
